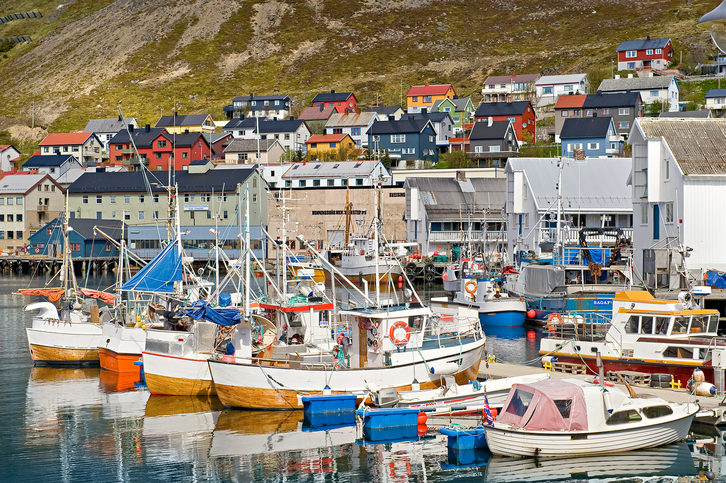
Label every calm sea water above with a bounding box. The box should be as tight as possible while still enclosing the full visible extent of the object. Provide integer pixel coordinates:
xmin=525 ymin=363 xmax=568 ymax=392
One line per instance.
xmin=0 ymin=274 xmax=721 ymax=482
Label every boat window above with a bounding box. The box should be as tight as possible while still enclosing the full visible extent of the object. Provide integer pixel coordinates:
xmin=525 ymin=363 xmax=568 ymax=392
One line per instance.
xmin=663 ymin=346 xmax=694 ymax=359
xmin=672 ymin=317 xmax=689 ymax=334
xmin=553 ymin=399 xmax=572 ymax=419
xmin=708 ymin=315 xmax=718 ymax=334
xmin=606 ymin=409 xmax=642 ymax=425
xmin=640 ymin=316 xmax=654 ymax=335
xmin=625 ymin=315 xmax=639 ymax=334
xmin=642 ymin=405 xmax=673 ymax=418
xmin=690 ymin=316 xmax=707 ymax=334
xmin=655 ymin=317 xmax=669 ymax=335
xmin=505 ymin=389 xmax=534 ymax=417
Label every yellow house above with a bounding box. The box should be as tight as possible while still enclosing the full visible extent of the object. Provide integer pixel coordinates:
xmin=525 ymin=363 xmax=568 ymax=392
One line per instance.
xmin=155 ymin=113 xmax=215 ymax=133
xmin=305 ymin=133 xmax=356 ymax=158
xmin=406 ymin=83 xmax=456 ymax=113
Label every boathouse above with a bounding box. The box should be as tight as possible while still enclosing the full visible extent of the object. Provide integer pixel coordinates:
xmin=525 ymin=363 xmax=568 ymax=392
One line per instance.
xmin=28 ymin=217 xmax=123 ymax=258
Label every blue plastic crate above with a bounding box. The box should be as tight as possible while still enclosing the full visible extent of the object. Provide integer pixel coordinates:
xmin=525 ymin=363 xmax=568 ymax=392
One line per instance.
xmin=361 ymin=424 xmax=420 ymax=443
xmin=355 ymin=407 xmax=419 ymax=429
xmin=303 ymin=411 xmax=355 ymax=429
xmin=440 ymin=427 xmax=487 ymax=450
xmin=302 ymin=394 xmax=357 ymax=415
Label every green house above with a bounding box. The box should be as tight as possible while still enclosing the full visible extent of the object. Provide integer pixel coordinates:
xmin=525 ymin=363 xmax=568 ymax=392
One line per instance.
xmin=432 ymin=97 xmax=475 ymax=136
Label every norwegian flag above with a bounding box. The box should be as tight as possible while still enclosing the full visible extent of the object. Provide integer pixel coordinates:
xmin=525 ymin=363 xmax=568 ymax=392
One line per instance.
xmin=483 ymin=394 xmax=494 ymax=426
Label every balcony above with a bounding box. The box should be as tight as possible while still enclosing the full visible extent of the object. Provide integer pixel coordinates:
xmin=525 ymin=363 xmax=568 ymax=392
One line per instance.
xmin=535 ymin=226 xmax=633 ymax=246
xmin=428 ymin=231 xmax=507 ymax=243
xmin=37 ymin=204 xmax=48 ymax=211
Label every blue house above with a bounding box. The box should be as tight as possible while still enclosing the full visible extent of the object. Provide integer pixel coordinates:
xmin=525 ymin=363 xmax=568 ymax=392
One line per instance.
xmin=560 ymin=116 xmax=622 ymax=158
xmin=368 ymin=118 xmax=438 ymax=164
xmin=28 ymin=217 xmax=123 ymax=258
xmin=23 ymin=154 xmax=82 ymax=178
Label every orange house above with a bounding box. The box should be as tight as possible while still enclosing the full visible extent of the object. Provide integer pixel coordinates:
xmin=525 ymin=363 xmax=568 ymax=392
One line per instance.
xmin=306 ymin=134 xmax=356 ymax=158
xmin=406 ymin=83 xmax=456 ymax=114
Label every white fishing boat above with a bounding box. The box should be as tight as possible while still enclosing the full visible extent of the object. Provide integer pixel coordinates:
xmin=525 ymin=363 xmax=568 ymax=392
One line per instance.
xmin=484 ymin=378 xmax=698 ymax=457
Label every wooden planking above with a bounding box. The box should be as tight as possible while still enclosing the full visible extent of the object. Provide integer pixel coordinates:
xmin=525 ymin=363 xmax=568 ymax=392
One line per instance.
xmin=145 ymin=372 xmax=216 ymax=397
xmin=98 ymin=348 xmax=141 ymax=375
xmin=29 ymin=343 xmax=99 ymax=364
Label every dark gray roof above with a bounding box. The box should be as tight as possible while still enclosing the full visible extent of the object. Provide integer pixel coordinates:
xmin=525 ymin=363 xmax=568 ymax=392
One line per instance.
xmin=223 ymin=138 xmax=279 ymax=153
xmin=469 ymin=120 xmax=511 ymax=140
xmin=432 ymin=97 xmax=472 ymax=111
xmin=475 ymin=101 xmax=531 ymax=117
xmin=202 ymin=132 xmax=232 ymax=144
xmin=404 ymin=177 xmax=505 ymax=219
xmin=70 ymin=218 xmax=124 ymax=240
xmin=560 ymin=116 xmax=613 ymax=139
xmin=23 ymin=154 xmax=77 ymax=168
xmin=68 ymin=168 xmax=256 ymax=194
xmin=583 ymin=92 xmax=641 ymax=108
xmin=369 ymin=118 xmax=432 ymax=135
xmin=108 ymin=127 xmax=168 ymax=148
xmin=223 ymin=118 xmax=255 ymax=130
xmin=401 ymin=112 xmax=453 ymax=124
xmin=156 ymin=114 xmax=210 ymax=128
xmin=367 ymin=105 xmax=402 ymax=116
xmin=312 ymin=91 xmax=354 ymax=103
xmin=223 ymin=118 xmax=305 ymax=133
xmin=233 ymin=94 xmax=290 ymax=102
xmin=598 ymin=76 xmax=676 ymax=92
xmin=171 ymin=132 xmax=207 ymax=147
xmin=659 ymin=110 xmax=712 ymax=118
xmin=84 ymin=117 xmax=137 ymax=133
xmin=616 ymin=37 xmax=670 ymax=52
xmin=706 ymin=89 xmax=726 ymax=98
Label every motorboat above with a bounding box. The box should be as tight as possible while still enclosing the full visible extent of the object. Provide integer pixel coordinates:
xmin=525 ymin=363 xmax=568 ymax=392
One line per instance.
xmin=484 ymin=378 xmax=698 ymax=457
xmin=538 ymin=289 xmax=725 ymax=385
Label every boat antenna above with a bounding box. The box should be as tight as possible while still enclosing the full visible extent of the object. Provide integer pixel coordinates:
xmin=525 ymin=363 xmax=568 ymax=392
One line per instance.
xmin=554 ymin=157 xmax=564 ymax=264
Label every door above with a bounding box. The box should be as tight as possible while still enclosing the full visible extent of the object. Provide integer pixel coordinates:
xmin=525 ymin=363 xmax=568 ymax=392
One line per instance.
xmin=653 ymin=205 xmax=660 ymax=240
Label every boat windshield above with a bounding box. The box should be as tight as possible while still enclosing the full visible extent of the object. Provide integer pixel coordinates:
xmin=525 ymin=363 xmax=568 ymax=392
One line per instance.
xmin=708 ymin=315 xmax=719 ymax=333
xmin=690 ymin=316 xmax=707 ymax=334
xmin=672 ymin=317 xmax=689 ymax=335
xmin=505 ymin=388 xmax=534 ymax=417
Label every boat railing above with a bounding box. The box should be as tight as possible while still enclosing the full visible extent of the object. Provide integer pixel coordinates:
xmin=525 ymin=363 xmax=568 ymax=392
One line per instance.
xmin=549 ymin=311 xmax=610 ymax=342
xmin=426 ymin=314 xmax=482 ymax=348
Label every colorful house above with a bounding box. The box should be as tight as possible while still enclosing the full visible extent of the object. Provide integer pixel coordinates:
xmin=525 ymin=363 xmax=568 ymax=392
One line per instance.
xmin=226 ymin=94 xmax=291 ymax=120
xmin=39 ymin=132 xmax=103 ymax=166
xmin=406 ymin=83 xmax=456 ymax=114
xmin=474 ymin=101 xmax=536 ymax=143
xmin=306 ymin=133 xmax=356 ymax=158
xmin=560 ymin=116 xmax=622 ymax=158
xmin=23 ymin=154 xmax=82 ymax=179
xmin=28 ymin=217 xmax=123 ymax=259
xmin=324 ymin=111 xmax=378 ymax=148
xmin=432 ymin=97 xmax=475 ymax=136
xmin=298 ymin=105 xmax=337 ymax=134
xmin=481 ymin=74 xmax=539 ymax=103
xmin=617 ymin=36 xmax=673 ymax=71
xmin=155 ymin=113 xmax=215 ymax=134
xmin=311 ymin=90 xmax=358 ymax=114
xmin=108 ymin=125 xmax=210 ymax=170
xmin=368 ymin=118 xmax=438 ymax=164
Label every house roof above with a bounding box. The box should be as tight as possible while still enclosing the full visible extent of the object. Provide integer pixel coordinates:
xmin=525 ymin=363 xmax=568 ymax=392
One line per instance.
xmin=222 ymin=118 xmax=307 ymax=133
xmin=83 ymin=117 xmax=137 ymax=133
xmin=299 ymin=105 xmax=337 ymax=121
xmin=474 ymin=101 xmax=531 ymax=117
xmin=68 ymin=167 xmax=256 ymax=194
xmin=369 ymin=118 xmax=432 ymax=135
xmin=401 ymin=112 xmax=453 ymax=124
xmin=306 ymin=133 xmax=351 ymax=144
xmin=598 ymin=76 xmax=676 ymax=92
xmin=705 ymin=88 xmax=726 ymax=98
xmin=70 ymin=218 xmax=124 ymax=240
xmin=554 ymin=94 xmax=587 ymax=109
xmin=0 ymin=145 xmax=11 ymax=152
xmin=583 ymin=92 xmax=641 ymax=108
xmin=108 ymin=127 xmax=168 ymax=148
xmin=432 ymin=97 xmax=473 ymax=111
xmin=170 ymin=132 xmax=208 ymax=148
xmin=282 ymin=160 xmax=385 ymax=179
xmin=325 ymin=111 xmax=377 ymax=128
xmin=23 ymin=154 xmax=78 ymax=168
xmin=202 ymin=132 xmax=233 ymax=145
xmin=223 ymin=138 xmax=280 ymax=153
xmin=536 ymin=74 xmax=588 ymax=86
xmin=155 ymin=114 xmax=211 ymax=128
xmin=312 ymin=91 xmax=354 ymax=103
xmin=635 ymin=118 xmax=726 ymax=175
xmin=484 ymin=73 xmax=540 ymax=85
xmin=367 ymin=105 xmax=403 ymax=116
xmin=0 ymin=173 xmax=51 ymax=194
xmin=404 ymin=177 xmax=506 ymax=219
xmin=407 ymin=83 xmax=454 ymax=97
xmin=39 ymin=132 xmax=94 ymax=146
xmin=616 ymin=37 xmax=670 ymax=52
xmin=659 ymin=110 xmax=712 ymax=118
xmin=560 ymin=116 xmax=613 ymax=139
xmin=506 ymin=157 xmax=633 ymax=213
xmin=469 ymin=120 xmax=512 ymax=140
xmin=233 ymin=94 xmax=289 ymax=102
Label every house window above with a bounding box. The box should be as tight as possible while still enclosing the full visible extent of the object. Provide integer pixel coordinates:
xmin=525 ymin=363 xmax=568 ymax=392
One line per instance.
xmin=602 ymin=108 xmax=610 ymax=115
xmin=16 ymin=214 xmax=22 ymax=222
xmin=7 ymin=214 xmax=13 ymax=222
xmin=138 ymin=211 xmax=144 ymax=220
xmin=655 ymin=48 xmax=662 ymax=54
xmin=223 ymin=210 xmax=228 ymax=219
xmin=489 ymin=146 xmax=500 ymax=152
xmin=542 ymin=86 xmax=553 ymax=95
xmin=508 ymin=117 xmax=516 ymax=123
xmin=182 ymin=152 xmax=188 ymax=158
xmin=649 ymin=90 xmax=659 ymax=97
xmin=330 ymin=142 xmax=336 ymax=148
xmin=43 ymin=147 xmax=49 ymax=153
xmin=665 ymin=158 xmax=669 ymax=180
xmin=300 ymin=180 xmax=306 ymax=187
xmin=585 ymin=109 xmax=593 ymax=116
xmin=310 ymin=143 xmax=317 ymax=148
xmin=573 ymin=110 xmax=580 ymax=117
xmin=561 ymin=110 xmax=569 ymax=117
xmin=619 ymin=107 xmax=630 ymax=115
xmin=82 ymin=195 xmax=88 ymax=204
xmin=429 ymin=135 xmax=434 ymax=142
xmin=158 ymin=140 xmax=167 ymax=148
xmin=618 ymin=121 xmax=630 ymax=129
xmin=646 ymin=49 xmax=653 ymax=55
xmin=124 ymin=195 xmax=130 ymax=203
xmin=665 ymin=203 xmax=674 ymax=223
xmin=391 ymin=134 xmax=406 ymax=143
xmin=356 ymin=178 xmax=363 ymax=186
xmin=97 ymin=195 xmax=102 ymax=203
xmin=313 ymin=179 xmax=321 ymax=187
xmin=155 ymin=153 xmax=162 ymax=159
xmin=351 ymin=127 xmax=361 ymax=136
xmin=110 ymin=195 xmax=116 ymax=203
xmin=327 ymin=179 xmax=335 ymax=186
xmin=475 ymin=146 xmax=483 ymax=153
xmin=139 ymin=195 xmax=145 ymax=203
xmin=96 ymin=211 xmax=102 ymax=220
xmin=587 ymin=142 xmax=599 ymax=150
xmin=412 ymin=96 xmax=418 ymax=102
xmin=641 ymin=205 xmax=648 ymax=224
xmin=6 ymin=231 xmax=12 ymax=239
xmin=423 ymin=96 xmax=432 ymax=103
xmin=238 ymin=153 xmax=249 ymax=161
xmin=70 ymin=243 xmax=80 ymax=251
xmin=124 ymin=211 xmax=130 ymax=220
xmin=626 ymin=50 xmax=637 ymax=58
xmin=153 ymin=194 xmax=159 ymax=203
xmin=285 ymin=180 xmax=291 ymax=187
xmin=333 ymin=128 xmax=342 ymax=134
xmin=627 ymin=62 xmax=636 ymax=69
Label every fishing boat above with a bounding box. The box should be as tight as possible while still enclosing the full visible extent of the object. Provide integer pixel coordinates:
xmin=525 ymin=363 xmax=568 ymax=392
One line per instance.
xmin=484 ymin=378 xmax=698 ymax=457
xmin=538 ymin=290 xmax=726 ymax=385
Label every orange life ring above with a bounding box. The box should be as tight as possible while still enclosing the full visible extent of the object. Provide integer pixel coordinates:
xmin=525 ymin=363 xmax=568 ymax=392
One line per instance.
xmin=389 ymin=320 xmax=411 ymax=346
xmin=464 ymin=280 xmax=477 ymax=297
xmin=546 ymin=313 xmax=563 ymax=334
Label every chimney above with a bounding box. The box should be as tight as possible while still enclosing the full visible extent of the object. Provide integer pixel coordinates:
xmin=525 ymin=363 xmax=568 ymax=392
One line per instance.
xmin=592 ymin=112 xmax=597 ymax=117
xmin=129 ymin=124 xmax=134 ymax=132
xmin=425 ymin=82 xmax=430 ymax=86
xmin=184 ymin=129 xmax=189 ymax=134
xmin=250 ymin=93 xmax=253 ymax=98
xmin=290 ymin=116 xmax=295 ymax=120
xmin=118 ymin=114 xmax=123 ymax=121
xmin=330 ymin=89 xmax=335 ymax=94
xmin=355 ymin=107 xmax=361 ymax=114
xmin=319 ymin=105 xmax=324 ymax=111
xmin=646 ymin=35 xmax=651 ymax=40
xmin=145 ymin=124 xmax=150 ymax=132
xmin=488 ymin=116 xmax=493 ymax=127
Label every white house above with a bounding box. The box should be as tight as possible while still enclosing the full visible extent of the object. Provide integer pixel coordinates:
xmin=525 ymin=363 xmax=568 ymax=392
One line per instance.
xmin=504 ymin=157 xmax=633 ymax=263
xmin=0 ymin=145 xmax=20 ymax=171
xmin=705 ymin=89 xmax=726 ymax=113
xmin=281 ymin=160 xmax=390 ymax=188
xmin=597 ymin=75 xmax=679 ymax=112
xmin=84 ymin=117 xmax=138 ymax=154
xmin=629 ymin=118 xmax=726 ymax=289
xmin=223 ymin=118 xmax=311 ymax=152
xmin=222 ymin=138 xmax=285 ymax=164
xmin=535 ymin=74 xmax=589 ymax=107
xmin=324 ymin=111 xmax=378 ymax=148
xmin=22 ymin=154 xmax=83 ymax=179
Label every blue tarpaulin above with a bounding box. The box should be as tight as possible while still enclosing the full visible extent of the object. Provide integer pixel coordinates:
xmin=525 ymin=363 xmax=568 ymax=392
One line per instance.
xmin=181 ymin=300 xmax=242 ymax=326
xmin=121 ymin=241 xmax=183 ymax=293
xmin=553 ymin=248 xmax=612 ymax=266
xmin=707 ymin=270 xmax=726 ymax=289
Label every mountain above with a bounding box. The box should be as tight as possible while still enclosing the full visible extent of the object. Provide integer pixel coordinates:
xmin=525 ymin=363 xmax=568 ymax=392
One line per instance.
xmin=0 ymin=0 xmax=718 ymax=145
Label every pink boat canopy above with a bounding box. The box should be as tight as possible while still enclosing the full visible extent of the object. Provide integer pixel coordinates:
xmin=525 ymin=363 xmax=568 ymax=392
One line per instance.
xmin=497 ymin=379 xmax=589 ymax=431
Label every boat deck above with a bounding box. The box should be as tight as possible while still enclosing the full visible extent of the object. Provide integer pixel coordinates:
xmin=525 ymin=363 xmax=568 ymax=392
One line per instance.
xmin=478 ymin=361 xmax=726 ymax=425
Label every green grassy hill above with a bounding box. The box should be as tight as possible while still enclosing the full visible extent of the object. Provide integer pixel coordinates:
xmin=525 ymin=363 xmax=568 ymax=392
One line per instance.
xmin=0 ymin=0 xmax=720 ymax=156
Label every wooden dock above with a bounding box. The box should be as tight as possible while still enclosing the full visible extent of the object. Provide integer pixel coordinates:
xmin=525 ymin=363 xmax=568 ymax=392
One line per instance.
xmin=478 ymin=361 xmax=726 ymax=425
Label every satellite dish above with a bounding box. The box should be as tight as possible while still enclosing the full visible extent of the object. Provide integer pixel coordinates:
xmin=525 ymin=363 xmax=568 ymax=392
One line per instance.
xmin=699 ymin=0 xmax=726 ymax=54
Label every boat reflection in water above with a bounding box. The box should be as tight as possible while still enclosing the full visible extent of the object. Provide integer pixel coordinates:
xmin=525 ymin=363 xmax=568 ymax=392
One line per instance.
xmin=485 ymin=442 xmax=697 ymax=482
xmin=485 ymin=324 xmax=526 ymax=340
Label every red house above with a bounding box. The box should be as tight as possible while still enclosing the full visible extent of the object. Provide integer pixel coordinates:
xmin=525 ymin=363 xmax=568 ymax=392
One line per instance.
xmin=616 ymin=36 xmax=673 ymax=71
xmin=473 ymin=101 xmax=535 ymax=143
xmin=108 ymin=126 xmax=210 ymax=170
xmin=311 ymin=90 xmax=358 ymax=113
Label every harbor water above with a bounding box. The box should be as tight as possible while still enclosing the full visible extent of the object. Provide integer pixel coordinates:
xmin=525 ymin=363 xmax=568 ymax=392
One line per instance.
xmin=0 ymin=274 xmax=721 ymax=481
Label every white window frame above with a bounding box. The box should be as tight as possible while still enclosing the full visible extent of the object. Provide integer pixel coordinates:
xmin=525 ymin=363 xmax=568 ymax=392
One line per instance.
xmin=655 ymin=48 xmax=662 ymax=54
xmin=390 ymin=134 xmax=406 ymax=143
xmin=641 ymin=204 xmax=648 ymax=225
xmin=665 ymin=202 xmax=674 ymax=223
xmin=619 ymin=107 xmax=630 ymax=115
xmin=646 ymin=49 xmax=653 ymax=55
xmin=626 ymin=50 xmax=637 ymax=58
xmin=587 ymin=142 xmax=599 ymax=150
xmin=488 ymin=145 xmax=500 ymax=152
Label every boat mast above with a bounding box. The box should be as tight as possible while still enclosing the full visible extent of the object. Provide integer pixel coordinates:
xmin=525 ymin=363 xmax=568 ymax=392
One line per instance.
xmin=344 ymin=178 xmax=352 ymax=247
xmin=555 ymin=157 xmax=564 ymax=264
xmin=62 ymin=191 xmax=71 ymax=298
xmin=281 ymin=189 xmax=288 ymax=297
xmin=244 ymin=187 xmax=251 ymax=318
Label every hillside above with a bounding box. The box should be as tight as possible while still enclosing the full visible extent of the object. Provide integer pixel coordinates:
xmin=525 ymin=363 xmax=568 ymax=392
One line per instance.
xmin=0 ymin=0 xmax=720 ymax=154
